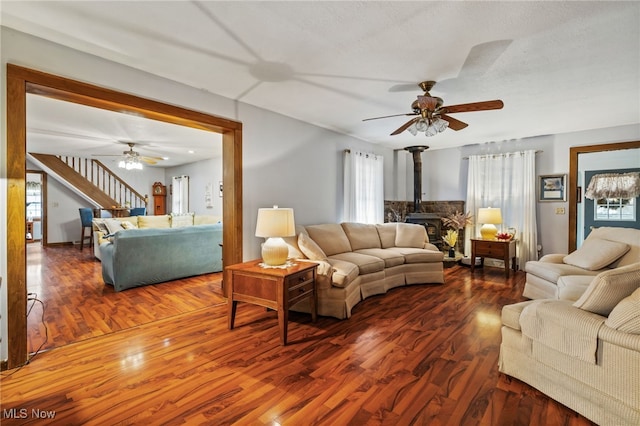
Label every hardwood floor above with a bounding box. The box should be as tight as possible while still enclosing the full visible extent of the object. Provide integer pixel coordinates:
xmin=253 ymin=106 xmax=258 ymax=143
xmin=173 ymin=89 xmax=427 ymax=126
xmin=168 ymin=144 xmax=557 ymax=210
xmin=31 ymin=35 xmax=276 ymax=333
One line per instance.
xmin=2 ymin=247 xmax=594 ymax=425
xmin=25 ymin=243 xmax=225 ymax=352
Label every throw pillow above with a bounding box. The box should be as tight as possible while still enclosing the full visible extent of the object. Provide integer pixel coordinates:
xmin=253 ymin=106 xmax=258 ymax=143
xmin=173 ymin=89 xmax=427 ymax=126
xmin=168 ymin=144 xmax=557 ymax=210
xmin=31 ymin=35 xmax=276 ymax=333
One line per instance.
xmin=170 ymin=212 xmax=194 ymax=228
xmin=395 ymin=223 xmax=427 ymax=248
xmin=573 ymin=262 xmax=640 ymax=316
xmin=563 ymin=238 xmax=630 ymax=271
xmin=605 ymin=288 xmax=640 ymax=334
xmin=94 ymin=220 xmax=109 ymax=234
xmin=104 ymin=218 xmax=125 ymax=235
xmin=120 ymin=221 xmax=138 ymax=230
xmin=138 ymin=215 xmax=171 ymax=229
xmin=298 ymin=233 xmax=328 ymax=261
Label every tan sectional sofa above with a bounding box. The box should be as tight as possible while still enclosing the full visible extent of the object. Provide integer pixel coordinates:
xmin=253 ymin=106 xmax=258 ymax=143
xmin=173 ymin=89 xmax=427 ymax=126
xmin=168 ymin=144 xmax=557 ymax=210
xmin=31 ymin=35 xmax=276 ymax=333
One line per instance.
xmin=523 ymin=227 xmax=640 ymax=301
xmin=92 ymin=213 xmax=221 ymax=260
xmin=500 ymin=262 xmax=640 ymax=425
xmin=286 ymin=222 xmax=445 ymax=320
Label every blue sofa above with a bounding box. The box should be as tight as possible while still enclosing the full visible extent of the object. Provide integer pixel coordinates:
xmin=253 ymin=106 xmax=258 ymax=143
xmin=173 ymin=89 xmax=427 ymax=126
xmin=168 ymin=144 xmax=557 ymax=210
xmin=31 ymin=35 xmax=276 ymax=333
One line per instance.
xmin=100 ymin=223 xmax=223 ymax=291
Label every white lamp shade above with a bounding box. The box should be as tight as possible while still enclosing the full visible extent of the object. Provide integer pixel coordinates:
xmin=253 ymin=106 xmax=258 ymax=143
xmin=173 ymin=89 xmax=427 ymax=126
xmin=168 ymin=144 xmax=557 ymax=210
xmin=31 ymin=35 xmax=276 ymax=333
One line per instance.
xmin=255 ymin=207 xmax=295 ymax=238
xmin=477 ymin=207 xmax=502 ymax=225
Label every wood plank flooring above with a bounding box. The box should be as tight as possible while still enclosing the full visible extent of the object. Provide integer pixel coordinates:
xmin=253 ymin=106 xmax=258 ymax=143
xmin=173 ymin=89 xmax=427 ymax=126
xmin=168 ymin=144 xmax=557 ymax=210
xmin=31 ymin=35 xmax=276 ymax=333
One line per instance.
xmin=25 ymin=244 xmax=225 ymax=352
xmin=2 ymin=245 xmax=595 ymax=425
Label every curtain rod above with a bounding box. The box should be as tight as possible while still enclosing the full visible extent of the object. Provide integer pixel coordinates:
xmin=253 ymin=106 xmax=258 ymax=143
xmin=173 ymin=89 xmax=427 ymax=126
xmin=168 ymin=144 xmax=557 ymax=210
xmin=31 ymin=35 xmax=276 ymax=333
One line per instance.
xmin=462 ymin=150 xmax=542 ymax=160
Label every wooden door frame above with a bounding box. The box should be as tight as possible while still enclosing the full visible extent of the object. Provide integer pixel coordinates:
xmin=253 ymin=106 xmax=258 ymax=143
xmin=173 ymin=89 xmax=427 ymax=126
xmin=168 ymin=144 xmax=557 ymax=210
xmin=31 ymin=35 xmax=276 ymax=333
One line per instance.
xmin=25 ymin=170 xmax=47 ymax=246
xmin=568 ymin=140 xmax=640 ymax=252
xmin=5 ymin=64 xmax=243 ymax=369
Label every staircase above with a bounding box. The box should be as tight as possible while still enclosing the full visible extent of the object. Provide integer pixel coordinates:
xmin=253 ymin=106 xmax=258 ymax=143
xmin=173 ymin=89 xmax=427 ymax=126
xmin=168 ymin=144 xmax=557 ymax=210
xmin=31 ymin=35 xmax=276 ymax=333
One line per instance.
xmin=29 ymin=153 xmax=148 ymax=211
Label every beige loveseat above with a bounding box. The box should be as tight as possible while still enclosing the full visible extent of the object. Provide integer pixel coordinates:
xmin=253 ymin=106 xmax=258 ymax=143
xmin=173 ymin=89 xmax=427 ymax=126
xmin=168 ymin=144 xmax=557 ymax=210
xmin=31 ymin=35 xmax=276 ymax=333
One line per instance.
xmin=499 ymin=262 xmax=640 ymax=425
xmin=523 ymin=227 xmax=640 ymax=301
xmin=286 ymin=222 xmax=445 ymax=320
xmin=92 ymin=213 xmax=221 ymax=260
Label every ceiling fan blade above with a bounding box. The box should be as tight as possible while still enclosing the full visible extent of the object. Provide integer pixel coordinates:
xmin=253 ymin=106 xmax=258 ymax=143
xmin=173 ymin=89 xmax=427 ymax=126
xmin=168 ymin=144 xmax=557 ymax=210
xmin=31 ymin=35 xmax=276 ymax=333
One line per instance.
xmin=141 ymin=157 xmax=158 ymax=165
xmin=363 ymin=112 xmax=417 ymax=121
xmin=442 ymin=100 xmax=504 ymax=114
xmin=439 ymin=114 xmax=468 ymax=131
xmin=390 ymin=117 xmax=419 ymax=136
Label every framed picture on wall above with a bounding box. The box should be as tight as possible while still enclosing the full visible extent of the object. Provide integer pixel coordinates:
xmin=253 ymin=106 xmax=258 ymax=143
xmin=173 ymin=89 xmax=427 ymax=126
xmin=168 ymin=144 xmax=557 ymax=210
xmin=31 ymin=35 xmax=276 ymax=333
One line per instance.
xmin=539 ymin=174 xmax=567 ymax=201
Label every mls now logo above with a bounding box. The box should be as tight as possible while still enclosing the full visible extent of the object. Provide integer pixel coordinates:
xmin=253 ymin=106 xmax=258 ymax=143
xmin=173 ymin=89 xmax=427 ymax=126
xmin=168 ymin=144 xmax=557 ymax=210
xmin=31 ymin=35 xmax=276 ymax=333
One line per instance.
xmin=3 ymin=408 xmax=56 ymax=419
xmin=3 ymin=408 xmax=28 ymax=419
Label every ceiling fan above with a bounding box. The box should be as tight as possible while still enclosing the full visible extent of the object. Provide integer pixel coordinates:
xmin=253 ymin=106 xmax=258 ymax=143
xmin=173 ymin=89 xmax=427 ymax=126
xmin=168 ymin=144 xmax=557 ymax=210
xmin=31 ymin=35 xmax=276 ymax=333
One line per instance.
xmin=363 ymin=81 xmax=504 ymax=136
xmin=93 ymin=142 xmax=164 ymax=165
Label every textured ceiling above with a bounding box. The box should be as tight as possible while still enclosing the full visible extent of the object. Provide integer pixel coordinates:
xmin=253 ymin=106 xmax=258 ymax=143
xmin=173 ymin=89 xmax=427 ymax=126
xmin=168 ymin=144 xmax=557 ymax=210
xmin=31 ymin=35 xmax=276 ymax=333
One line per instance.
xmin=3 ymin=1 xmax=639 ymax=162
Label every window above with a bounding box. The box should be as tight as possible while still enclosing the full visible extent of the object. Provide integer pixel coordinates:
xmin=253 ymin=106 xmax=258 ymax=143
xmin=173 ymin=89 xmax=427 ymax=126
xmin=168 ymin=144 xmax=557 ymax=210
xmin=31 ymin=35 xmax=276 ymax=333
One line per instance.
xmin=343 ymin=150 xmax=384 ymax=224
xmin=26 ymin=180 xmax=41 ymax=220
xmin=595 ymin=197 xmax=636 ymax=221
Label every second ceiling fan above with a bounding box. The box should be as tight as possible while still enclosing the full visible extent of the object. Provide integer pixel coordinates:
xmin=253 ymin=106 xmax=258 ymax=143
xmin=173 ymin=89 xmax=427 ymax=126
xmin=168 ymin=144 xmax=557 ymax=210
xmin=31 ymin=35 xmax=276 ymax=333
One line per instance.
xmin=363 ymin=81 xmax=504 ymax=136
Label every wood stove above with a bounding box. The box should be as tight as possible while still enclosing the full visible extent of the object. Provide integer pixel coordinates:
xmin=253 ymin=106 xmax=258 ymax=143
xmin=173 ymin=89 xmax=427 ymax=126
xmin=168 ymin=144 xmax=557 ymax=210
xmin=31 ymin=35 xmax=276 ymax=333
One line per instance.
xmin=403 ymin=145 xmax=443 ymax=249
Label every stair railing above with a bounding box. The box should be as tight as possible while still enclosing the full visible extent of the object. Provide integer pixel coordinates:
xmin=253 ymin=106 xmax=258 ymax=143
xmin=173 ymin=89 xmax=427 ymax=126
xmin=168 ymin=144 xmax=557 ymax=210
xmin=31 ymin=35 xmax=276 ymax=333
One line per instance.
xmin=57 ymin=156 xmax=148 ymax=209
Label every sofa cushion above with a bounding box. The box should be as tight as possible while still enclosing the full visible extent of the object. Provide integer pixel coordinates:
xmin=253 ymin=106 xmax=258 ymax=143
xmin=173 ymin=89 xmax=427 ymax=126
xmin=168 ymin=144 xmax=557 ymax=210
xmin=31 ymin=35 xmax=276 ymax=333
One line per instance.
xmin=395 ymin=223 xmax=428 ymax=248
xmin=341 ymin=222 xmax=381 ymax=250
xmin=283 ymin=226 xmax=307 ymax=259
xmin=138 ymin=215 xmax=171 ymax=229
xmin=298 ymin=232 xmax=328 ymax=261
xmin=605 ymin=287 xmax=640 ymax=334
xmin=525 ymin=261 xmax=600 ymax=284
xmin=389 ymin=247 xmax=444 ymax=264
xmin=305 ymin=224 xmax=352 ymax=256
xmin=573 ymin=262 xmax=640 ymax=316
xmin=329 ymin=252 xmax=385 ymax=275
xmin=171 ymin=212 xmax=194 ymax=228
xmin=501 ymin=300 xmax=535 ymax=331
xmin=354 ymin=248 xmax=405 ymax=268
xmin=104 ymin=218 xmax=125 ymax=235
xmin=563 ymin=238 xmax=630 ymax=271
xmin=376 ymin=223 xmax=397 ymax=249
xmin=326 ymin=258 xmax=360 ymax=288
xmin=587 ymin=226 xmax=640 ymax=268
xmin=194 ymin=215 xmax=221 ymax=225
xmin=120 ymin=221 xmax=138 ymax=230
xmin=557 ymin=275 xmax=594 ymax=301
xmin=520 ymin=300 xmax=605 ymax=364
xmin=93 ymin=219 xmax=109 ymax=234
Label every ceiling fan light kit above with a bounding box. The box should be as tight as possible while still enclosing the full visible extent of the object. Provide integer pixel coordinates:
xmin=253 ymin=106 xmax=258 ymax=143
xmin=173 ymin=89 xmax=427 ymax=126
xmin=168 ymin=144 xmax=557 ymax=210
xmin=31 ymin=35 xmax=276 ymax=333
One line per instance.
xmin=95 ymin=142 xmax=163 ymax=170
xmin=118 ymin=155 xmax=143 ymax=170
xmin=364 ymin=80 xmax=503 ymax=137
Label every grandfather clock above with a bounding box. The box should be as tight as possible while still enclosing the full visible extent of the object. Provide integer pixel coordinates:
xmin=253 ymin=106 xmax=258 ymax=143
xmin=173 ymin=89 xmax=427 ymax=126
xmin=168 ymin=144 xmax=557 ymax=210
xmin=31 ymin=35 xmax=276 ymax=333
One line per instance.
xmin=152 ymin=182 xmax=167 ymax=215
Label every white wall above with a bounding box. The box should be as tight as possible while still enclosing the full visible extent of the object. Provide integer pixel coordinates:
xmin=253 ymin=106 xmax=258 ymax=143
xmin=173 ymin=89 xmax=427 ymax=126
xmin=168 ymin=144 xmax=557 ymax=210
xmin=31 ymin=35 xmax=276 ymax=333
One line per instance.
xmin=165 ymin=157 xmax=223 ymax=217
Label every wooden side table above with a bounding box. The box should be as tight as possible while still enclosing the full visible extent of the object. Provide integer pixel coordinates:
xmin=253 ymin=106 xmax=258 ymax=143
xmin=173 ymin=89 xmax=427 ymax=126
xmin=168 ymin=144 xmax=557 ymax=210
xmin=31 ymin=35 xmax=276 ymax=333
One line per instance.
xmin=226 ymin=259 xmax=318 ymax=345
xmin=470 ymin=238 xmax=517 ymax=278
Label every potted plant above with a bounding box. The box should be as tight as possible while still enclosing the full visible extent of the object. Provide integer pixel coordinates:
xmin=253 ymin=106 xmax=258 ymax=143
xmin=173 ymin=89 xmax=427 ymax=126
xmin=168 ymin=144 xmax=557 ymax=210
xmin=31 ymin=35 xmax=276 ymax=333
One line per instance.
xmin=441 ymin=211 xmax=473 ymax=256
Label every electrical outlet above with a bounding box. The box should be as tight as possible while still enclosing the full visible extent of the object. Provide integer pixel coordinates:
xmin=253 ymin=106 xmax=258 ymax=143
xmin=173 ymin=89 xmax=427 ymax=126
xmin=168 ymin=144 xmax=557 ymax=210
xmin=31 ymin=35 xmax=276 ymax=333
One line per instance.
xmin=555 ymin=207 xmax=565 ymax=215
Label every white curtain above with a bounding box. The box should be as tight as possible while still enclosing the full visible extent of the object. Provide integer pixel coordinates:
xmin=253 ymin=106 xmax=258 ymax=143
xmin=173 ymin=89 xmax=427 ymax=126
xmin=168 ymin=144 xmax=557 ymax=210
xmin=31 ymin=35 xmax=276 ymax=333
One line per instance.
xmin=343 ymin=150 xmax=384 ymax=224
xmin=465 ymin=150 xmax=538 ymax=267
xmin=171 ymin=175 xmax=190 ymax=214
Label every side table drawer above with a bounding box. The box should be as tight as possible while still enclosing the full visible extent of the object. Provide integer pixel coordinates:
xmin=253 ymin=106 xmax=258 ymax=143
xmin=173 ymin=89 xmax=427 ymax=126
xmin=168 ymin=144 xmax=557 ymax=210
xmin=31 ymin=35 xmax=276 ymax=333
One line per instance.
xmin=285 ymin=269 xmax=314 ymax=289
xmin=475 ymin=247 xmax=503 ymax=256
xmin=288 ymin=280 xmax=314 ymax=305
xmin=286 ymin=269 xmax=315 ymax=305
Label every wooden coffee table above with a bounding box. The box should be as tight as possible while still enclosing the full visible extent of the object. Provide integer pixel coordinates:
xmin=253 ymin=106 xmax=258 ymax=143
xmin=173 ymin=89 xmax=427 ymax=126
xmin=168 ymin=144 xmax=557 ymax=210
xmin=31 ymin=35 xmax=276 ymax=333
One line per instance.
xmin=226 ymin=259 xmax=317 ymax=345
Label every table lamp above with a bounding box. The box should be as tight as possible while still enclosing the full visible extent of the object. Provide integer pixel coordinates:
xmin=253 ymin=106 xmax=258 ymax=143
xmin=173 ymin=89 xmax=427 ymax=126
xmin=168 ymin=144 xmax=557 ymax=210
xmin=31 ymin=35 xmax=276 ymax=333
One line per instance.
xmin=477 ymin=207 xmax=502 ymax=240
xmin=255 ymin=206 xmax=295 ymax=266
